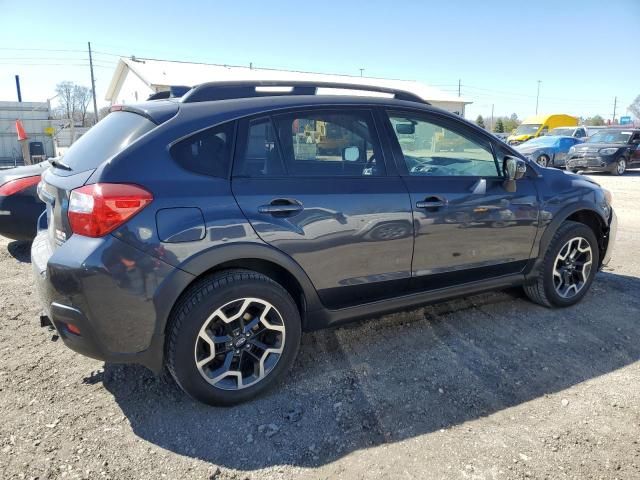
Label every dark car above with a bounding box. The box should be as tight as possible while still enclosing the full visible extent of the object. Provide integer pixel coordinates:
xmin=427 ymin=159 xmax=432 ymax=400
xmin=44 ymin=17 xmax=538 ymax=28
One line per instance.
xmin=31 ymin=81 xmax=617 ymax=406
xmin=515 ymin=135 xmax=582 ymax=168
xmin=565 ymin=128 xmax=640 ymax=175
xmin=0 ymin=162 xmax=49 ymax=240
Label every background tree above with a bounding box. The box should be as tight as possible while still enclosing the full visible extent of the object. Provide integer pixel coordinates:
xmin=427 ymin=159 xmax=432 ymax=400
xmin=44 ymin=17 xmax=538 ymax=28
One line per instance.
xmin=628 ymin=95 xmax=640 ymax=121
xmin=54 ymin=81 xmax=95 ymax=126
xmin=494 ymin=118 xmax=505 ymax=133
xmin=55 ymin=81 xmax=75 ymax=122
xmin=476 ymin=115 xmax=485 ymax=128
xmin=73 ymin=85 xmax=92 ymax=126
xmin=503 ymin=113 xmax=520 ymax=133
xmin=584 ymin=115 xmax=605 ymax=126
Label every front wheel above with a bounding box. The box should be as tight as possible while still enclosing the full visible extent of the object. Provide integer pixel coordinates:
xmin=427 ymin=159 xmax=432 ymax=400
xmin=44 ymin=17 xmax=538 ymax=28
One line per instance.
xmin=166 ymin=270 xmax=301 ymax=406
xmin=524 ymin=221 xmax=599 ymax=308
xmin=611 ymin=157 xmax=626 ymax=176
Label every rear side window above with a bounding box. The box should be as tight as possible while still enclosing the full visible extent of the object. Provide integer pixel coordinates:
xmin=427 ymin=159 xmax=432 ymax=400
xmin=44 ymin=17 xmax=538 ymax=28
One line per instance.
xmin=60 ymin=111 xmax=155 ymax=173
xmin=170 ymin=122 xmax=235 ymax=177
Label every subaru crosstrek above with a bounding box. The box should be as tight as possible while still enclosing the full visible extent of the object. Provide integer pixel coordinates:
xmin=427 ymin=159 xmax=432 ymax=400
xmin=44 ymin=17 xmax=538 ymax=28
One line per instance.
xmin=32 ymin=81 xmax=617 ymax=405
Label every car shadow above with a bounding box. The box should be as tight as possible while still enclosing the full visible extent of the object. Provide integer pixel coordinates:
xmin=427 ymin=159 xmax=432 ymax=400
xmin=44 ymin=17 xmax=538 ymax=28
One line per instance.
xmin=7 ymin=240 xmax=32 ymax=263
xmin=101 ymin=271 xmax=640 ymax=471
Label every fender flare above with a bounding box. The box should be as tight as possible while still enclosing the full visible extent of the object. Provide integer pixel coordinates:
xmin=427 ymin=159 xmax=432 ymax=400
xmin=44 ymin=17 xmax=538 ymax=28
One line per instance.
xmin=175 ymin=241 xmax=323 ymax=313
xmin=528 ymin=201 xmax=608 ymax=278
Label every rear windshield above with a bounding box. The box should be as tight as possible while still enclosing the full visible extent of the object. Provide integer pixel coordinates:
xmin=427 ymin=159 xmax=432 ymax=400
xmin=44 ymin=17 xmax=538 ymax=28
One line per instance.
xmin=58 ymin=111 xmax=155 ymax=173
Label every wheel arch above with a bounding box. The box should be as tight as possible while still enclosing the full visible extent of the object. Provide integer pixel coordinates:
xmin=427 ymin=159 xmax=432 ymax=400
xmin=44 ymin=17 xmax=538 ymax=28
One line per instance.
xmin=164 ymin=243 xmax=323 ymax=333
xmin=533 ymin=203 xmax=608 ymax=275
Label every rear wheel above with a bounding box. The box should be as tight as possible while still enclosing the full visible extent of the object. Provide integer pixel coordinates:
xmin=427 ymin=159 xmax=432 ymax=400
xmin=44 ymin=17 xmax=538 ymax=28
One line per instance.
xmin=166 ymin=270 xmax=301 ymax=406
xmin=537 ymin=155 xmax=550 ymax=167
xmin=612 ymin=157 xmax=626 ymax=176
xmin=524 ymin=221 xmax=599 ymax=308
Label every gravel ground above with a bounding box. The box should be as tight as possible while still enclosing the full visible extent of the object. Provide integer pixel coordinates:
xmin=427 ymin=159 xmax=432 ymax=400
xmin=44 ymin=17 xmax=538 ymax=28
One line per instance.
xmin=1 ymin=171 xmax=639 ymax=480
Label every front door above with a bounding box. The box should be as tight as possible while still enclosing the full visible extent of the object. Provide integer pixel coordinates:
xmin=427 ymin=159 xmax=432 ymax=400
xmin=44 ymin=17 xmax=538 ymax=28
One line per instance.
xmin=383 ymin=109 xmax=539 ymax=291
xmin=232 ymin=108 xmax=414 ymax=309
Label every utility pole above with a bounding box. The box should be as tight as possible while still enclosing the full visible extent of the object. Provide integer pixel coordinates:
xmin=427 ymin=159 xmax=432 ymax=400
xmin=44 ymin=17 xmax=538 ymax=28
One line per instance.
xmin=458 ymin=79 xmax=461 ymax=97
xmin=535 ymin=80 xmax=541 ymax=115
xmin=612 ymin=96 xmax=617 ymax=124
xmin=88 ymin=42 xmax=99 ymax=125
xmin=359 ymin=68 xmax=364 ymax=77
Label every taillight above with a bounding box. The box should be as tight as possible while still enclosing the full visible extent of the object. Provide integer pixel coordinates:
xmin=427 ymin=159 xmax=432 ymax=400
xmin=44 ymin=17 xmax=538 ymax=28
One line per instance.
xmin=0 ymin=175 xmax=41 ymax=196
xmin=68 ymin=183 xmax=153 ymax=237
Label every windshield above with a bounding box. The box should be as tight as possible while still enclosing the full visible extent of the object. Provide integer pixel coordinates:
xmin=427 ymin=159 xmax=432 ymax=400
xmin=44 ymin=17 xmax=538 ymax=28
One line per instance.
xmin=514 ymin=124 xmax=541 ymax=135
xmin=587 ymin=130 xmax=632 ymax=144
xmin=550 ymin=128 xmax=573 ymax=136
xmin=58 ymin=111 xmax=156 ymax=173
xmin=522 ymin=136 xmax=559 ymax=147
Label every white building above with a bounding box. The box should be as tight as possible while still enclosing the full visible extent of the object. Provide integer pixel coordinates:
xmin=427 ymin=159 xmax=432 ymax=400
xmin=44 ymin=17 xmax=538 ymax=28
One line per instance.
xmin=105 ymin=58 xmax=471 ymax=115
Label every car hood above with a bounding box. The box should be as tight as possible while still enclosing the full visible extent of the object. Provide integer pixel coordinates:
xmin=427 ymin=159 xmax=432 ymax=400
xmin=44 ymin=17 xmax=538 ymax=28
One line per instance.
xmin=516 ymin=145 xmax=546 ymax=154
xmin=508 ymin=134 xmax=534 ymax=142
xmin=576 ymin=142 xmax=627 ymax=150
xmin=0 ymin=161 xmax=50 ymax=185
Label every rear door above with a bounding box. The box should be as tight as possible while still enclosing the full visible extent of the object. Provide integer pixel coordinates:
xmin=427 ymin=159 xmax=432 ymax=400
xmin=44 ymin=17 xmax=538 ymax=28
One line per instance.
xmin=231 ymin=107 xmax=414 ymax=309
xmin=382 ymin=109 xmax=539 ymax=290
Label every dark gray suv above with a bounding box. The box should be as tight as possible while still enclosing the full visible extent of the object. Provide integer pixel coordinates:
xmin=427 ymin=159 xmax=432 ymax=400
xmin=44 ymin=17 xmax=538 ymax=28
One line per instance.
xmin=32 ymin=81 xmax=617 ymax=405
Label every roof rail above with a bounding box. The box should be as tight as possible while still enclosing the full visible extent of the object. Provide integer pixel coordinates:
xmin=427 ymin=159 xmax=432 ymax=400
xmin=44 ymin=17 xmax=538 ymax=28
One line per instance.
xmin=180 ymin=80 xmax=429 ymax=105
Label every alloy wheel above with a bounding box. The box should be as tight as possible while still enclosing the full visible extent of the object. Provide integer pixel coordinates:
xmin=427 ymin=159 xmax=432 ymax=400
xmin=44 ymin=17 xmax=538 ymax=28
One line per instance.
xmin=194 ymin=298 xmax=286 ymax=390
xmin=617 ymin=159 xmax=626 ymax=175
xmin=552 ymin=237 xmax=593 ymax=299
xmin=537 ymin=155 xmax=549 ymax=167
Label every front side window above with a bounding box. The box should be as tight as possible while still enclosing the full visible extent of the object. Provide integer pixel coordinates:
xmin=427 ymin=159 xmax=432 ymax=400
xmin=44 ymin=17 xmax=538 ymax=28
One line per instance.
xmin=170 ymin=122 xmax=235 ymax=177
xmin=387 ymin=113 xmax=500 ymax=177
xmin=272 ymin=111 xmax=384 ymax=176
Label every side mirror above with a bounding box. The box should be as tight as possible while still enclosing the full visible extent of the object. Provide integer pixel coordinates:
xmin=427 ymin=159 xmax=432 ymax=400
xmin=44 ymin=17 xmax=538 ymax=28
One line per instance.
xmin=342 ymin=146 xmax=360 ymax=162
xmin=503 ymin=156 xmax=527 ymax=192
xmin=395 ymin=123 xmax=415 ymax=135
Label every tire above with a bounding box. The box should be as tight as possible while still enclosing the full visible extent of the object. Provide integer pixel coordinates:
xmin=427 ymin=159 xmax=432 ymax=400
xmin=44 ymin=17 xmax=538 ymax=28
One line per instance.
xmin=524 ymin=221 xmax=599 ymax=308
xmin=611 ymin=157 xmax=626 ymax=176
xmin=537 ymin=155 xmax=550 ymax=167
xmin=166 ymin=269 xmax=301 ymax=406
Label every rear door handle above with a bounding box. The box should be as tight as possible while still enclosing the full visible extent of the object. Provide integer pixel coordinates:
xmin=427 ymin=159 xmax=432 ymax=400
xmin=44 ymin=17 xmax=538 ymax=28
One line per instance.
xmin=416 ymin=196 xmax=447 ymax=209
xmin=258 ymin=199 xmax=304 ymax=216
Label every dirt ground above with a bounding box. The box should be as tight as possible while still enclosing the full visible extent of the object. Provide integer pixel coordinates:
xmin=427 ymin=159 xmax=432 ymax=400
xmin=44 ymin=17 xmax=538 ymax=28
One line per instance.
xmin=1 ymin=171 xmax=639 ymax=480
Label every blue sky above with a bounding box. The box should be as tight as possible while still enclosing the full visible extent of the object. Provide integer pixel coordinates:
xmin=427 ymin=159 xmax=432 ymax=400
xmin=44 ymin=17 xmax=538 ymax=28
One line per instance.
xmin=1 ymin=0 xmax=639 ymax=121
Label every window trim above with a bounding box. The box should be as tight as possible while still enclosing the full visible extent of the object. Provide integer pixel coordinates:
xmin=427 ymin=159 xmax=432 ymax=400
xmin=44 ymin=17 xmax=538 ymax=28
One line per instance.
xmin=232 ymin=107 xmax=388 ymax=179
xmin=383 ymin=108 xmax=504 ymax=179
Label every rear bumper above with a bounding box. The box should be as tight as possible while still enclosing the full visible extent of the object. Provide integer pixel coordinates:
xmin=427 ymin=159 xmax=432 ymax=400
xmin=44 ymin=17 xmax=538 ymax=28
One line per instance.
xmin=31 ymin=230 xmax=194 ymax=372
xmin=602 ymin=208 xmax=617 ymax=267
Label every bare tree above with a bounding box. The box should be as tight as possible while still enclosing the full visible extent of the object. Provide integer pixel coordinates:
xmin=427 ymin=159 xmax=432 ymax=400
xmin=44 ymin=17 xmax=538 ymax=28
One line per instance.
xmin=73 ymin=85 xmax=92 ymax=126
xmin=54 ymin=82 xmax=95 ymax=126
xmin=629 ymin=95 xmax=640 ymax=121
xmin=55 ymin=81 xmax=75 ymax=122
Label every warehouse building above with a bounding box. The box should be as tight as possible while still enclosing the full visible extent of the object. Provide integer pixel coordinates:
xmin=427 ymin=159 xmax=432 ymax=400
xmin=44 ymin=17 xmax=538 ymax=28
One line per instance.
xmin=0 ymin=101 xmax=55 ymax=168
xmin=105 ymin=58 xmax=471 ymax=115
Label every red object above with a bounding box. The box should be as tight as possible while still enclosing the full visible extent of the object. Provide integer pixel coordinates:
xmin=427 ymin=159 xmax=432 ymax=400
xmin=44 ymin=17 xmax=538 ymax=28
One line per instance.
xmin=68 ymin=183 xmax=153 ymax=237
xmin=65 ymin=323 xmax=81 ymax=335
xmin=110 ymin=105 xmax=123 ymax=112
xmin=15 ymin=119 xmax=28 ymax=141
xmin=0 ymin=175 xmax=40 ymax=196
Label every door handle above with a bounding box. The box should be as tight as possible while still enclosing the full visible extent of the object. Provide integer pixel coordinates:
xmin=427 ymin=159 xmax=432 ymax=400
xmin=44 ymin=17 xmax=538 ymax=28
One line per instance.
xmin=258 ymin=199 xmax=304 ymax=216
xmin=416 ymin=196 xmax=447 ymax=209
